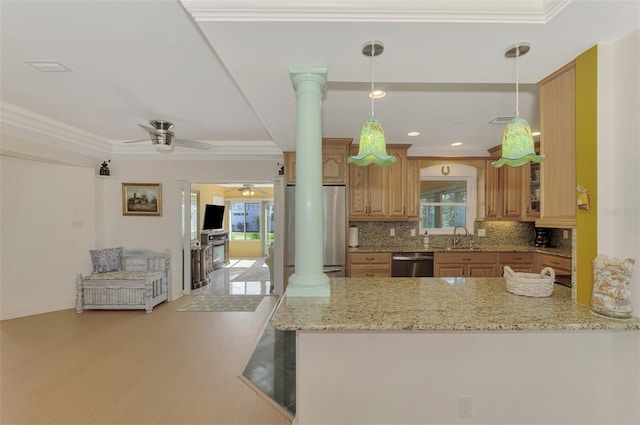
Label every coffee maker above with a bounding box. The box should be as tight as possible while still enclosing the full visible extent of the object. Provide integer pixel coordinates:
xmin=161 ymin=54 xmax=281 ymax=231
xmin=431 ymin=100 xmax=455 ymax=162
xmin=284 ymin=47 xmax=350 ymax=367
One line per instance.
xmin=534 ymin=228 xmax=550 ymax=247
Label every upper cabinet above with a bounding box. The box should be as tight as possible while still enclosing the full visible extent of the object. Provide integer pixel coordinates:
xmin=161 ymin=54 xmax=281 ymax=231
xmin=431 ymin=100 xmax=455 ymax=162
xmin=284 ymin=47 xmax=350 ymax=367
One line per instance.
xmin=537 ymin=61 xmax=576 ymax=229
xmin=284 ymin=138 xmax=351 ymax=185
xmin=405 ymin=159 xmax=420 ymax=219
xmin=485 ymin=147 xmax=536 ymax=222
xmin=348 ymin=144 xmax=417 ymax=221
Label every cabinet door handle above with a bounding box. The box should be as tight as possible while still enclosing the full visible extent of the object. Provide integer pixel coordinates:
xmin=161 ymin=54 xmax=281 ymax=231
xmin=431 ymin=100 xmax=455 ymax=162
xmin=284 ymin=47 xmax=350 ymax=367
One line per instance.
xmin=365 ymin=257 xmax=375 ymax=261
xmin=513 ymin=257 xmax=522 ymax=260
xmin=365 ymin=273 xmax=374 ymax=277
xmin=462 ymin=257 xmax=472 ymax=261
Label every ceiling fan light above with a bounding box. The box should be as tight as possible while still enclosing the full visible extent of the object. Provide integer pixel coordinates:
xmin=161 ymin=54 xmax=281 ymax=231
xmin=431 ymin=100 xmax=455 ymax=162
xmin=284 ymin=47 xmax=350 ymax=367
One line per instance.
xmin=492 ymin=117 xmax=546 ymax=168
xmin=348 ymin=118 xmax=397 ymax=166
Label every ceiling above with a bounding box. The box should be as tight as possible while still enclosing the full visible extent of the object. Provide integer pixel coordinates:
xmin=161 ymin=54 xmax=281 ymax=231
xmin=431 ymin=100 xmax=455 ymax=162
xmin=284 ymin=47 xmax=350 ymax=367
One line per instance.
xmin=1 ymin=0 xmax=638 ymax=160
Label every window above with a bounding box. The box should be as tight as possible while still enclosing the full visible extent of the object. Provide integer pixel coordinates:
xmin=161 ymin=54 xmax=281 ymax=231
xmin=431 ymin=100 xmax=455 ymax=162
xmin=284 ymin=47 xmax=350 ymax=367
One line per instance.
xmin=229 ymin=202 xmax=261 ymax=240
xmin=420 ymin=164 xmax=476 ymax=234
xmin=190 ymin=191 xmax=199 ymax=240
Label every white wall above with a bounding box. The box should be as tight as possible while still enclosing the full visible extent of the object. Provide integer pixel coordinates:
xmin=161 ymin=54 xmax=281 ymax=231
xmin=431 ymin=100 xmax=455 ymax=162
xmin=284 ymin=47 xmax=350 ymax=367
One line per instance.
xmin=598 ymin=29 xmax=640 ymax=314
xmin=0 ymin=155 xmax=95 ymax=319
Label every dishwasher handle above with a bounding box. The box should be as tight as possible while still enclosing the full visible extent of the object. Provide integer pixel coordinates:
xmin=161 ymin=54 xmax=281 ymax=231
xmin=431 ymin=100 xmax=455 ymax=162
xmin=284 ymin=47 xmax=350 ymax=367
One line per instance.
xmin=392 ymin=255 xmax=434 ymax=261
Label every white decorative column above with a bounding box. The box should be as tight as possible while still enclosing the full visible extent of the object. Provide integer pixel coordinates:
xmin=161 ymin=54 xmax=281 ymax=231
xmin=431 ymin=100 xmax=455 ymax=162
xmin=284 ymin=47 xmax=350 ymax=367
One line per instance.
xmin=288 ymin=66 xmax=329 ymax=295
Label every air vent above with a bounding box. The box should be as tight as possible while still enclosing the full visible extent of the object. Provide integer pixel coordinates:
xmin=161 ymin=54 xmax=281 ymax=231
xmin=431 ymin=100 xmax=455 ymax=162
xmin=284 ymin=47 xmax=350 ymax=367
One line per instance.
xmin=488 ymin=116 xmax=515 ymax=124
xmin=25 ymin=61 xmax=72 ymax=72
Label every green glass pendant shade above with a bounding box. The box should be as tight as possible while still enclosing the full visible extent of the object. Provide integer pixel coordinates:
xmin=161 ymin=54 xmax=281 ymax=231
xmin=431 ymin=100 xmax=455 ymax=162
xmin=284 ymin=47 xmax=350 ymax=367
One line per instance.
xmin=492 ymin=117 xmax=546 ymax=168
xmin=348 ymin=118 xmax=397 ymax=166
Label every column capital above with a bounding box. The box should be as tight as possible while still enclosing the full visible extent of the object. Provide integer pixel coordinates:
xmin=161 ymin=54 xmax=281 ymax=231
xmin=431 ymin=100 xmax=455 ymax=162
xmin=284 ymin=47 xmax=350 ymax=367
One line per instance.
xmin=289 ymin=66 xmax=328 ymax=91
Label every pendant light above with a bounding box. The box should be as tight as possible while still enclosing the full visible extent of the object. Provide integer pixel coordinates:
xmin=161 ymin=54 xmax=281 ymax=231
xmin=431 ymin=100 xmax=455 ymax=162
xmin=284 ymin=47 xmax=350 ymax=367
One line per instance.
xmin=492 ymin=43 xmax=546 ymax=168
xmin=348 ymin=41 xmax=396 ymax=167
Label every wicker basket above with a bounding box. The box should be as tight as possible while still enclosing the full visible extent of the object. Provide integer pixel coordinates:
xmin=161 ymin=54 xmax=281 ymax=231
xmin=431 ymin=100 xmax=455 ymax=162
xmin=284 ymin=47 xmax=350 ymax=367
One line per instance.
xmin=504 ymin=266 xmax=556 ymax=297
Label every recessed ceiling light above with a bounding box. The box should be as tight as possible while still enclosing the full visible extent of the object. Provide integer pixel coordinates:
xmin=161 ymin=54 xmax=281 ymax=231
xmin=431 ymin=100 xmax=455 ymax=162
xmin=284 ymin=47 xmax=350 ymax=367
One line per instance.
xmin=368 ymin=90 xmax=386 ymax=99
xmin=25 ymin=60 xmax=72 ymax=72
xmin=451 ymin=142 xmax=463 ymax=146
xmin=408 ymin=131 xmax=420 ymax=137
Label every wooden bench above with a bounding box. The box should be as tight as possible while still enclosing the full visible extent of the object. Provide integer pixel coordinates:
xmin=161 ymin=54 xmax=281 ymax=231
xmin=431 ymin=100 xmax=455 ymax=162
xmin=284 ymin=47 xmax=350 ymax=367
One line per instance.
xmin=76 ymin=249 xmax=170 ymax=313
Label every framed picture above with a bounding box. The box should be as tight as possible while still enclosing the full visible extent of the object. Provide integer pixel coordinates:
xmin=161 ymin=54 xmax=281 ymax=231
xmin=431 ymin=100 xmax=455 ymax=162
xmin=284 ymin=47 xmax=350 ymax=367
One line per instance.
xmin=122 ymin=183 xmax=162 ymax=216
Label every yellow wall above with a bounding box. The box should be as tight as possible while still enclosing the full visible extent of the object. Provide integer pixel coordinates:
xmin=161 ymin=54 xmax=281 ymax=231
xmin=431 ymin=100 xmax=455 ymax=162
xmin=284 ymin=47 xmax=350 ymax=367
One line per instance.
xmin=575 ymin=46 xmax=598 ymax=305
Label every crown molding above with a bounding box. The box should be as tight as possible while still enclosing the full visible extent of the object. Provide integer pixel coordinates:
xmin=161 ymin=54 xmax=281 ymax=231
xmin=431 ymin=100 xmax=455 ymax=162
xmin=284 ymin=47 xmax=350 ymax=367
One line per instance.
xmin=0 ymin=102 xmax=283 ymax=160
xmin=182 ymin=0 xmax=572 ymax=23
xmin=0 ymin=102 xmax=112 ymax=158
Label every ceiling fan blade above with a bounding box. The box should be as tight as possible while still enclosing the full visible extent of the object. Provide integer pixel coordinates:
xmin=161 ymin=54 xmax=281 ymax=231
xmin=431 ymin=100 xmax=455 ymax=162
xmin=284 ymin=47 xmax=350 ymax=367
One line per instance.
xmin=123 ymin=138 xmax=149 ymax=144
xmin=138 ymin=123 xmax=162 ymax=136
xmin=173 ymin=138 xmax=211 ymax=150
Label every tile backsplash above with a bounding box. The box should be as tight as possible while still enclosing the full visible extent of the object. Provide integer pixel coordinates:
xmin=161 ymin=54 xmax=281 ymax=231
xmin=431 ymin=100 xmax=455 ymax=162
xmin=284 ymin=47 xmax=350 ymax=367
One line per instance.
xmin=349 ymin=220 xmax=573 ymax=250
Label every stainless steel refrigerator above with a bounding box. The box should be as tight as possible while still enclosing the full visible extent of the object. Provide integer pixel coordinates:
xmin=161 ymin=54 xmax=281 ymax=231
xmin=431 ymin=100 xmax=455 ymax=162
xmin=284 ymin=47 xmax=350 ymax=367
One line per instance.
xmin=285 ymin=185 xmax=346 ymax=279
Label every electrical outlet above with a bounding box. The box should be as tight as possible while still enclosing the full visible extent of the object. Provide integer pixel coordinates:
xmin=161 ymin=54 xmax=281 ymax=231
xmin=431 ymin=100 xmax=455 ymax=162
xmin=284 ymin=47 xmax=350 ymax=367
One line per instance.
xmin=390 ymin=228 xmax=395 ymax=237
xmin=563 ymin=230 xmax=569 ymax=239
xmin=411 ymin=228 xmax=416 ymax=237
xmin=458 ymin=396 xmax=472 ymax=418
xmin=477 ymin=229 xmax=486 ymax=237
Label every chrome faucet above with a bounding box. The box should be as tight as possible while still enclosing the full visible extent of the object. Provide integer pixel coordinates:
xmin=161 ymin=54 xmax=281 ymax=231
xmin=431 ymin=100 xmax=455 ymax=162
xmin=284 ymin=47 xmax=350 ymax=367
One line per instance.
xmin=452 ymin=225 xmax=469 ymax=247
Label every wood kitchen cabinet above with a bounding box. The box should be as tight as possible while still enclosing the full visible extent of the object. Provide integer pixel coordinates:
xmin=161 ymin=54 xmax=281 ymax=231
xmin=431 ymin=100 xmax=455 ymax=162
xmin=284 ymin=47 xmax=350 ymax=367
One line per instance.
xmin=539 ymin=253 xmax=572 ymax=286
xmin=348 ymin=252 xmax=391 ymax=277
xmin=348 ymin=149 xmax=388 ymax=218
xmin=406 ymin=159 xmax=420 ymax=219
xmin=499 ymin=252 xmax=535 ymax=274
xmin=485 ymin=141 xmax=542 ymax=222
xmin=348 ymin=144 xmax=416 ymax=221
xmin=284 ymin=138 xmax=351 ymax=185
xmin=434 ymin=252 xmax=499 ymax=277
xmin=537 ymin=61 xmax=576 ymax=228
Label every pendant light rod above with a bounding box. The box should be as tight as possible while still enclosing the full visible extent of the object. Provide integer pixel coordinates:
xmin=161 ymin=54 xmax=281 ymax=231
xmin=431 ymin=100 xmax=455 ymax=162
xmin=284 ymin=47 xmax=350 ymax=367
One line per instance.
xmin=504 ymin=42 xmax=530 ymax=117
xmin=362 ymin=41 xmax=384 ymax=118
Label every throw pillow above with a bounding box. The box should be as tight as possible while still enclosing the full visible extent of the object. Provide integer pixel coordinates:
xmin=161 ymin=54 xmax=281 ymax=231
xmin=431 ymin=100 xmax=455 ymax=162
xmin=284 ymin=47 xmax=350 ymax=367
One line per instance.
xmin=90 ymin=247 xmax=122 ymax=273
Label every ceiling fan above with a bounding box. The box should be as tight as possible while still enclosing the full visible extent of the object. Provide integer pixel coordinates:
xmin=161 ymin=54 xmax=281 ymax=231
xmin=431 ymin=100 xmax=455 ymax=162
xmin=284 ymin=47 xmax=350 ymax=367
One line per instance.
xmin=124 ymin=120 xmax=211 ymax=151
xmin=224 ymin=184 xmax=267 ymax=197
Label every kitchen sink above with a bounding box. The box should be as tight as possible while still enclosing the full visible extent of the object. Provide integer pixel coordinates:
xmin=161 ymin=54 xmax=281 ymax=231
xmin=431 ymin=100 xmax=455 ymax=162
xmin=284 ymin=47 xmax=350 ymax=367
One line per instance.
xmin=445 ymin=247 xmax=481 ymax=251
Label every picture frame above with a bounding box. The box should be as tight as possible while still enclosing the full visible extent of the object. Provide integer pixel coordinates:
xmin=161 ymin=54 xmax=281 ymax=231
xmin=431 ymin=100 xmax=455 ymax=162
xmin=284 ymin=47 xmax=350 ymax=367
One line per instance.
xmin=122 ymin=183 xmax=162 ymax=216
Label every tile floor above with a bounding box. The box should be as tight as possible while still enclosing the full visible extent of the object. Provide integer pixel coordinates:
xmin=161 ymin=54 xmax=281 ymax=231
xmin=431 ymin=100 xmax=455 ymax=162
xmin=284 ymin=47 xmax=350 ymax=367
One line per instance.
xmin=191 ymin=258 xmax=272 ymax=296
xmin=191 ymin=258 xmax=296 ymax=416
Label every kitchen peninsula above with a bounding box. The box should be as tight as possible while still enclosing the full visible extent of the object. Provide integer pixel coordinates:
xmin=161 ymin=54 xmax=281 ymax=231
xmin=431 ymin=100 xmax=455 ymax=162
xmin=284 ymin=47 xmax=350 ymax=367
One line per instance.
xmin=271 ymin=277 xmax=640 ymax=424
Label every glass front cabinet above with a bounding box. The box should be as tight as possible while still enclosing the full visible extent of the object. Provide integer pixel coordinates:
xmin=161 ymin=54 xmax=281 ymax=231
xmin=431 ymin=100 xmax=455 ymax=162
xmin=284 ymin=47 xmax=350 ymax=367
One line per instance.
xmin=524 ymin=161 xmax=541 ymax=220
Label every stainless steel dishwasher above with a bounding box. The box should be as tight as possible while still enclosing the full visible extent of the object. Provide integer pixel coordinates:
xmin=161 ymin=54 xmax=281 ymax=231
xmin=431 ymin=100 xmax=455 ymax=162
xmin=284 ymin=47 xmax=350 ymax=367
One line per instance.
xmin=391 ymin=252 xmax=434 ymax=277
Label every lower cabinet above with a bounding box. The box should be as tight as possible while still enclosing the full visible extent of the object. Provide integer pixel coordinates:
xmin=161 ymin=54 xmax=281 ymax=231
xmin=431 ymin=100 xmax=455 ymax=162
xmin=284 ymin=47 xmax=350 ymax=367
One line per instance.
xmin=348 ymin=252 xmax=391 ymax=277
xmin=539 ymin=253 xmax=572 ymax=286
xmin=498 ymin=252 xmax=535 ymax=274
xmin=434 ymin=252 xmax=499 ymax=277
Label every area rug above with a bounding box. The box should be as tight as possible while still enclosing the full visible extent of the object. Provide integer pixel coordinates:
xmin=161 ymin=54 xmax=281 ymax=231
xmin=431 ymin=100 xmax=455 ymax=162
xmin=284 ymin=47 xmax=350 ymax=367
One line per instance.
xmin=176 ymin=295 xmax=266 ymax=312
xmin=230 ymin=265 xmax=270 ymax=282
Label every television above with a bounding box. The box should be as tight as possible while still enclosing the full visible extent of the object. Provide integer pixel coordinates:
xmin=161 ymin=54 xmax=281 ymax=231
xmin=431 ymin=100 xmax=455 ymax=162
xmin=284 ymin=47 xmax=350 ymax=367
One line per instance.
xmin=202 ymin=204 xmax=225 ymax=230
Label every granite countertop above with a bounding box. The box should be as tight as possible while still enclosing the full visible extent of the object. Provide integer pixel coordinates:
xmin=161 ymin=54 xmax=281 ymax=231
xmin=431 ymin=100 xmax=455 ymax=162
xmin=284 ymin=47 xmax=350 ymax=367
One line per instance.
xmin=350 ymin=245 xmax=571 ymax=258
xmin=271 ymin=277 xmax=640 ymax=331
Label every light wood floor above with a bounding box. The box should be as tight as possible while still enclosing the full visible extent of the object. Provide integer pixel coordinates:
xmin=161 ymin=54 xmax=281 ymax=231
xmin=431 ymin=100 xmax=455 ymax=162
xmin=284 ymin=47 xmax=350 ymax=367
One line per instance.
xmin=0 ymin=295 xmax=292 ymax=425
